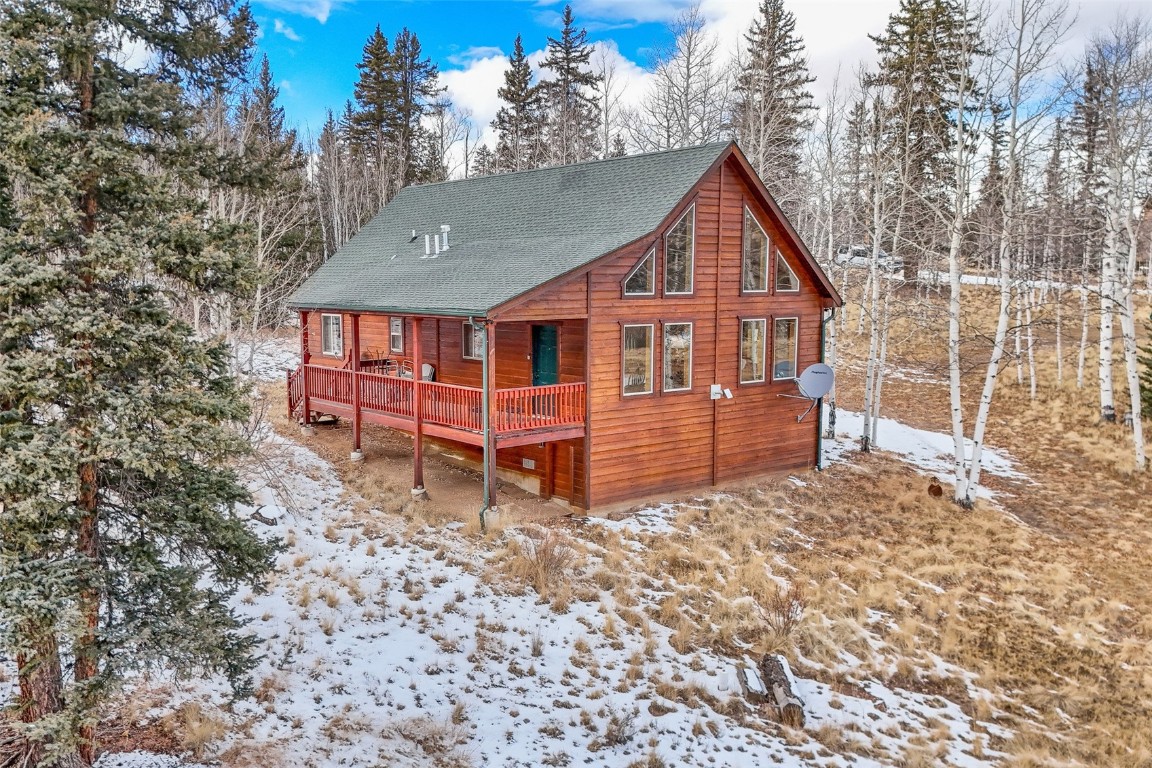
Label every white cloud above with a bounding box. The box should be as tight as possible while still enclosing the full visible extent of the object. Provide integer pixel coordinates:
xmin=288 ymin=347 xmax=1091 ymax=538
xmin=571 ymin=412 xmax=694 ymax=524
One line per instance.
xmin=440 ymin=49 xmax=512 ymax=148
xmin=273 ymin=18 xmax=302 ymax=42
xmin=256 ymin=0 xmax=342 ymax=24
xmin=447 ymin=46 xmax=506 ymax=67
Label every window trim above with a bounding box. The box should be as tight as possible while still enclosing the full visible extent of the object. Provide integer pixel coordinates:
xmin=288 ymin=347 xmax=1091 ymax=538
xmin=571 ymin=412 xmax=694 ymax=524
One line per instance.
xmin=739 ymin=317 xmax=767 ymax=385
xmin=623 ymin=246 xmax=657 ymax=297
xmin=775 ymin=249 xmax=801 ymax=294
xmin=772 ymin=316 xmax=800 ymax=382
xmin=389 ymin=317 xmax=404 ymax=354
xmin=663 ymin=203 xmax=696 ymax=296
xmin=742 ymin=205 xmax=770 ymax=294
xmin=621 ymin=323 xmax=655 ymax=397
xmin=462 ymin=321 xmax=484 ymax=361
xmin=661 ymin=321 xmax=693 ymax=393
xmin=320 ymin=313 xmax=343 ymax=357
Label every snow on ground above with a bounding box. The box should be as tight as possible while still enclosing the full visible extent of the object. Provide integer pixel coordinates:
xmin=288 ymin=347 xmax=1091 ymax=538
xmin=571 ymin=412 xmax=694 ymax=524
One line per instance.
xmin=824 ymin=410 xmax=1028 ymax=498
xmin=110 ymin=430 xmax=1003 ymax=767
xmin=233 ymin=335 xmax=298 ymax=383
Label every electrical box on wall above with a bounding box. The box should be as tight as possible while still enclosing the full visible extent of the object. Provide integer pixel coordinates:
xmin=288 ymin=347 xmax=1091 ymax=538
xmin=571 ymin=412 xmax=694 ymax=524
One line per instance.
xmin=710 ymin=384 xmax=722 ymax=400
xmin=522 ymin=458 xmax=536 ymax=470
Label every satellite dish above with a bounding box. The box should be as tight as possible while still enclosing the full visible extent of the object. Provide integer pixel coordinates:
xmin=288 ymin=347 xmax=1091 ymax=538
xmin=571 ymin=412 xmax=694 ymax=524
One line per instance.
xmin=797 ymin=363 xmax=834 ymax=400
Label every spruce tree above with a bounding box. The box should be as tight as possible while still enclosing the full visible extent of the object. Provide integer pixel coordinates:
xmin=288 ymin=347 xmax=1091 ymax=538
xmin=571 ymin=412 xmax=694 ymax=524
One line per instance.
xmin=0 ymin=0 xmax=277 ymax=764
xmin=869 ymin=0 xmax=982 ymax=272
xmin=493 ymin=35 xmax=544 ymax=172
xmin=1140 ymin=311 xmax=1152 ymax=418
xmin=734 ymin=0 xmax=816 ymax=212
xmin=540 ymin=5 xmax=602 ymax=164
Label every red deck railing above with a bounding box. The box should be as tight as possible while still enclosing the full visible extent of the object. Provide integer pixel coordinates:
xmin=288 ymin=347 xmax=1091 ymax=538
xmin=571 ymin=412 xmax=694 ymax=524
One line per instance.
xmin=493 ymin=383 xmax=586 ymax=432
xmin=294 ymin=365 xmax=585 ymax=437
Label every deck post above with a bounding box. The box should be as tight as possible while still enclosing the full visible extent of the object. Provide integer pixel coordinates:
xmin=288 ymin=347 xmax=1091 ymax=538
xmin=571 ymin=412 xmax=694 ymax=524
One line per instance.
xmin=300 ymin=310 xmax=313 ymax=432
xmin=480 ymin=319 xmax=497 ymax=530
xmin=350 ymin=313 xmax=363 ymax=461
xmin=412 ymin=317 xmax=426 ymax=498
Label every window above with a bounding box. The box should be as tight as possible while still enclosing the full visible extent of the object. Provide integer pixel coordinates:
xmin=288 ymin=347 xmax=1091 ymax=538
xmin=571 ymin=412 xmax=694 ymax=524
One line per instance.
xmin=622 ymin=324 xmax=653 ymax=395
xmin=390 ymin=317 xmax=404 ymax=354
xmin=743 ymin=208 xmax=769 ymax=292
xmin=740 ymin=319 xmax=766 ymax=384
xmin=321 ymin=314 xmax=343 ymax=356
xmin=775 ymin=252 xmax=800 ymax=292
xmin=462 ymin=321 xmax=484 ymax=360
xmin=773 ymin=318 xmax=798 ymax=380
xmin=624 ymin=248 xmax=656 ymax=296
xmin=664 ymin=205 xmax=695 ymax=295
xmin=663 ymin=323 xmax=692 ymax=392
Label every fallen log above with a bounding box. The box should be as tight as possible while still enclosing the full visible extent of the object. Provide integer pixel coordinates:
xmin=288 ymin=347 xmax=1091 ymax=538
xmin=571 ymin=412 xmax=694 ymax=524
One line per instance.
xmin=760 ymin=653 xmax=805 ymax=727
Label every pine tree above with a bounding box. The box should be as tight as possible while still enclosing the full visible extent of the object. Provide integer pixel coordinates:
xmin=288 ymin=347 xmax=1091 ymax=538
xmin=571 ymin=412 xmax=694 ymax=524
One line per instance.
xmin=869 ymin=0 xmax=982 ymax=273
xmin=0 ymin=1 xmax=277 ymax=763
xmin=493 ymin=35 xmax=544 ymax=172
xmin=390 ymin=28 xmax=443 ymax=186
xmin=734 ymin=0 xmax=816 ymax=212
xmin=471 ymin=144 xmax=498 ymax=176
xmin=540 ymin=5 xmax=602 ymax=164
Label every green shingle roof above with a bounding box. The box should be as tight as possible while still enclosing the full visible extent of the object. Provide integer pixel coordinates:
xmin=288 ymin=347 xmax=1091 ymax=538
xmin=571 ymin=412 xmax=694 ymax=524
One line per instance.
xmin=288 ymin=141 xmax=731 ymax=317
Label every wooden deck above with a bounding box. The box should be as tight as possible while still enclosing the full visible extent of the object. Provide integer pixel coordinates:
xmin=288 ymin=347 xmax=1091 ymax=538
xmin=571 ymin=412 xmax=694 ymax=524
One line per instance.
xmin=288 ymin=364 xmax=586 ymax=448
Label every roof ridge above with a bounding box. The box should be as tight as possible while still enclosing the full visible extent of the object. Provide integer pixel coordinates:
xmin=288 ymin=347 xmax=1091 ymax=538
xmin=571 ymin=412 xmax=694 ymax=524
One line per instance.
xmin=404 ymin=140 xmax=733 ymax=193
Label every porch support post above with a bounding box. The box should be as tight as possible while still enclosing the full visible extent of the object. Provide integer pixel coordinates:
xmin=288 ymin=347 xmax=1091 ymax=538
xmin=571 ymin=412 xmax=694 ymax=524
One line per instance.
xmin=300 ymin=310 xmax=313 ymax=432
xmin=480 ymin=319 xmax=497 ymax=530
xmin=412 ymin=317 xmax=426 ymax=497
xmin=350 ymin=313 xmax=363 ymax=461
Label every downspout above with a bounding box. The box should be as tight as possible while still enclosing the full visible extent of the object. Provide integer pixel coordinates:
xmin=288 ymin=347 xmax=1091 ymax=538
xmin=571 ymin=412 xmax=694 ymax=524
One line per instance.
xmin=817 ymin=307 xmax=836 ymax=470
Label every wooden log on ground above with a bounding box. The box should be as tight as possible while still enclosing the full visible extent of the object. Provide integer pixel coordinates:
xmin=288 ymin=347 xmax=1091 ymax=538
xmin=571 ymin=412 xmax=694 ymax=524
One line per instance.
xmin=760 ymin=653 xmax=805 ymax=727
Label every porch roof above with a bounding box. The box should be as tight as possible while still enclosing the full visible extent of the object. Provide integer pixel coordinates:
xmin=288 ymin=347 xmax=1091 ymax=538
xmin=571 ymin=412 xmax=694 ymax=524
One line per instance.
xmin=288 ymin=142 xmax=731 ymax=317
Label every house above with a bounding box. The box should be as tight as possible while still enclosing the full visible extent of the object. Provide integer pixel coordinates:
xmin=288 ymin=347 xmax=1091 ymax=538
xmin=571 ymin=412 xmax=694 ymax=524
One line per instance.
xmin=286 ymin=141 xmax=842 ymax=511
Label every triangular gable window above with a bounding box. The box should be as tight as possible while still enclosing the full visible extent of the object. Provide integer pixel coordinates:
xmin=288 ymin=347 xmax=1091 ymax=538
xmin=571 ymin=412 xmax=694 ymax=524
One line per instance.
xmin=775 ymin=251 xmax=800 ymax=292
xmin=624 ymin=247 xmax=656 ymax=296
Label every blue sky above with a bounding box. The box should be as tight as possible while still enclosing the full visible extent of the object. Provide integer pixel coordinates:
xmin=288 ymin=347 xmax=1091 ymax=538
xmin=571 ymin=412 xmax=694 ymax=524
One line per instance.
xmin=249 ymin=0 xmax=1136 ymax=145
xmin=251 ymin=0 xmax=695 ymax=138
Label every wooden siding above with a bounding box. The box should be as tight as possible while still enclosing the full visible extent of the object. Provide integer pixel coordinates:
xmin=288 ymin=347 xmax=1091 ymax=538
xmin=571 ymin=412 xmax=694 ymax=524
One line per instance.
xmin=586 ymin=155 xmax=824 ymax=507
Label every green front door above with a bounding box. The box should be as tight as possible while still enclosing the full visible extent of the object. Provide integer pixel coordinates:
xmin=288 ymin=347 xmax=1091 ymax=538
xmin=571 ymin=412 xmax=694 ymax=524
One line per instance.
xmin=532 ymin=325 xmax=559 ymax=386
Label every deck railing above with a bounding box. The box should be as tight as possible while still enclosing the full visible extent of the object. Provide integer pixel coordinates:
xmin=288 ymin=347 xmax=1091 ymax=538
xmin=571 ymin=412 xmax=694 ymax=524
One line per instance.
xmin=493 ymin=383 xmax=586 ymax=432
xmin=295 ymin=365 xmax=585 ymax=436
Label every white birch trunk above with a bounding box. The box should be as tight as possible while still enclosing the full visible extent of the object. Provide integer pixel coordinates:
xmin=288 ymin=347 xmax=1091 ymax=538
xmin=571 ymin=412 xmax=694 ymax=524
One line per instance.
xmin=1055 ymin=287 xmax=1064 ymax=387
xmin=1077 ymin=284 xmax=1090 ymax=388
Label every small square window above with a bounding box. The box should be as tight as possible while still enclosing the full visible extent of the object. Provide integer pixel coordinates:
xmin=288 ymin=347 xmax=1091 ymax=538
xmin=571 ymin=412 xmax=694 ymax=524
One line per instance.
xmin=390 ymin=318 xmax=404 ymax=354
xmin=462 ymin=321 xmax=484 ymax=360
xmin=321 ymin=314 xmax=343 ymax=357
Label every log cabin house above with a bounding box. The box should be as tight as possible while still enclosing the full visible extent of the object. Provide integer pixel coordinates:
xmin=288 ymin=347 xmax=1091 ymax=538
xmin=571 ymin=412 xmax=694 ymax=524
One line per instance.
xmin=286 ymin=141 xmax=841 ymax=511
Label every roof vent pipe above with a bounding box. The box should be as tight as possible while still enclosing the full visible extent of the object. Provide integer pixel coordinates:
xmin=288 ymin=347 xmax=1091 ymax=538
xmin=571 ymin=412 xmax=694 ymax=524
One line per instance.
xmin=440 ymin=224 xmax=450 ymax=250
xmin=410 ymin=229 xmax=417 ymax=242
xmin=424 ymin=234 xmax=430 ymax=256
xmin=433 ymin=234 xmax=441 ymax=256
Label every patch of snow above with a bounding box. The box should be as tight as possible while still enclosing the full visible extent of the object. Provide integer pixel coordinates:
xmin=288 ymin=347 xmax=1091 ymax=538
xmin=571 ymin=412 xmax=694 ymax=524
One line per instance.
xmin=95 ymin=752 xmax=207 ymax=768
xmin=824 ymin=410 xmax=1027 ymax=498
xmin=233 ymin=336 xmax=298 ymax=382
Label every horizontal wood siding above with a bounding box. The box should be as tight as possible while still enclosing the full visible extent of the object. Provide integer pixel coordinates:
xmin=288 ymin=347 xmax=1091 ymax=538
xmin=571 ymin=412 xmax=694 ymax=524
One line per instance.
xmin=494 ymin=277 xmax=588 ymax=321
xmin=587 ymin=156 xmax=823 ymax=507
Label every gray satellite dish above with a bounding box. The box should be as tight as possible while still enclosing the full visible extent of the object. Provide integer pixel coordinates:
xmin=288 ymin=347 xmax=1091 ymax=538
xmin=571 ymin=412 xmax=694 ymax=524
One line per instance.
xmin=778 ymin=363 xmax=835 ymax=422
xmin=797 ymin=363 xmax=834 ymax=400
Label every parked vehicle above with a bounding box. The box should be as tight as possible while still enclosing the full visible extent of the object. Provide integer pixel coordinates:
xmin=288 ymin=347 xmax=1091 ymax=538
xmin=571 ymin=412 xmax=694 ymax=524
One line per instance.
xmin=835 ymin=244 xmax=903 ymax=273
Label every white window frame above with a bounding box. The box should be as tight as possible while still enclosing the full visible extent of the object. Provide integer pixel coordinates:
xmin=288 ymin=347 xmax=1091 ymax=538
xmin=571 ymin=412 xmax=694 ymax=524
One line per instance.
xmin=462 ymin=321 xmax=484 ymax=361
xmin=624 ymin=247 xmax=657 ymax=296
xmin=320 ymin=313 xmax=343 ymax=357
xmin=773 ymin=317 xmax=799 ymax=381
xmin=664 ymin=204 xmax=696 ymax=296
xmin=775 ymin=251 xmax=800 ymax=293
xmin=662 ymin=322 xmax=693 ymax=393
xmin=389 ymin=317 xmax=404 ymax=354
xmin=740 ymin=318 xmax=767 ymax=384
xmin=742 ymin=206 xmax=769 ymax=293
xmin=621 ymin=324 xmax=654 ymax=396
